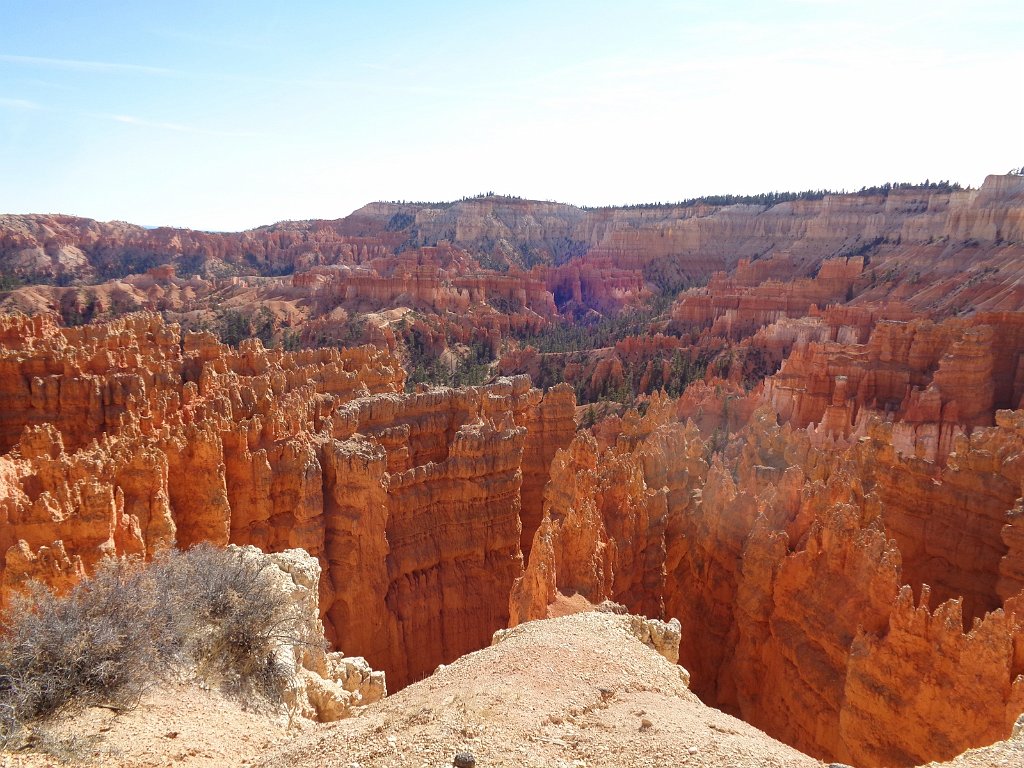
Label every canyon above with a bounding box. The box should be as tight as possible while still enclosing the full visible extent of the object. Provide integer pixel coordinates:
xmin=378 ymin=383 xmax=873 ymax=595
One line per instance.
xmin=3 ymin=174 xmax=1024 ymax=766
xmin=0 ymin=311 xmax=576 ymax=690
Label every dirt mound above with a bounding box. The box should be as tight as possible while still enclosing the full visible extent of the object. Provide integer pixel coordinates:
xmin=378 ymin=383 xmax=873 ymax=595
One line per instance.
xmin=4 ymin=611 xmax=1024 ymax=767
xmin=256 ymin=611 xmax=820 ymax=768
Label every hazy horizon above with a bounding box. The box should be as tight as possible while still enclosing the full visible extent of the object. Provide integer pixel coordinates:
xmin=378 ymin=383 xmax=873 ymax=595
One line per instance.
xmin=2 ymin=0 xmax=1021 ymax=231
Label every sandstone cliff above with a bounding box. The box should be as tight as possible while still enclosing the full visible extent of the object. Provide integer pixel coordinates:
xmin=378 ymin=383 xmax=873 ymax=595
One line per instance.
xmin=5 ymin=176 xmax=1024 ymax=318
xmin=514 ymin=386 xmax=1024 ymax=767
xmin=0 ymin=312 xmax=577 ymax=692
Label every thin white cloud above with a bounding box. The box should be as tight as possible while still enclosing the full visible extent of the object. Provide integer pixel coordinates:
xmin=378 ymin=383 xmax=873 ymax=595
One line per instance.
xmin=154 ymin=29 xmax=266 ymax=52
xmin=102 ymin=113 xmax=265 ymax=138
xmin=0 ymin=97 xmax=41 ymax=110
xmin=1 ymin=51 xmax=455 ymax=97
xmin=108 ymin=114 xmax=195 ymax=132
xmin=0 ymin=53 xmax=175 ymax=76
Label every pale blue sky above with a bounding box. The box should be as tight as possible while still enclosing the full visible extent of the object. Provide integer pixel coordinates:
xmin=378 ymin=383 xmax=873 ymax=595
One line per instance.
xmin=1 ymin=1 xmax=1021 ymax=231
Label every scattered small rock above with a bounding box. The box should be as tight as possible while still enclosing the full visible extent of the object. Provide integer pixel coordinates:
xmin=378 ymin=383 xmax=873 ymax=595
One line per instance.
xmin=453 ymin=751 xmax=476 ymax=768
xmin=688 ymin=746 xmax=699 ymax=755
xmin=640 ymin=718 xmax=653 ymax=731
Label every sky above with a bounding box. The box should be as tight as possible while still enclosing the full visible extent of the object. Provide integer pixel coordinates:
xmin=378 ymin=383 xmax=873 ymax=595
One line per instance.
xmin=1 ymin=1 xmax=1021 ymax=231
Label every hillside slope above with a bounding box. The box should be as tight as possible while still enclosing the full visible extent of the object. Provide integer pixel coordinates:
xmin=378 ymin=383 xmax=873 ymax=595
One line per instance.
xmin=257 ymin=610 xmax=824 ymax=768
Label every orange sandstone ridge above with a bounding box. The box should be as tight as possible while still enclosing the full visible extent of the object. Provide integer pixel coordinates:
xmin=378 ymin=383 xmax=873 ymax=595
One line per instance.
xmin=3 ymin=176 xmax=1024 ymax=353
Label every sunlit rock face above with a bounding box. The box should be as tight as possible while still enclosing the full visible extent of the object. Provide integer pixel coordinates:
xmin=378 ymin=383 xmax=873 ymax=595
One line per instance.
xmin=0 ymin=313 xmax=577 ymax=691
xmin=5 ymin=175 xmax=1024 ymax=329
xmin=512 ymin=375 xmax=1024 ymax=767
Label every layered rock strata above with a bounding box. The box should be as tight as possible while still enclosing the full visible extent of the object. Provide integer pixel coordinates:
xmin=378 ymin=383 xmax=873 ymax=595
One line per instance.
xmin=764 ymin=313 xmax=1024 ymax=458
xmin=5 ymin=176 xmax=1024 ymax=321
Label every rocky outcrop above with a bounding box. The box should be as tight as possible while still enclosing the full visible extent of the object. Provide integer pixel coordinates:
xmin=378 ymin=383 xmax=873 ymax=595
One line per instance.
xmin=511 ymin=395 xmax=707 ymax=626
xmin=233 ymin=544 xmax=386 ymax=721
xmin=672 ymin=256 xmax=865 ymax=338
xmin=626 ymin=614 xmax=683 ymax=666
xmin=763 ymin=314 xmax=1024 ymax=462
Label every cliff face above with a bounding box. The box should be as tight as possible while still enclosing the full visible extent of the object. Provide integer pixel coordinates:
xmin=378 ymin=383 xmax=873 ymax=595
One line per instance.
xmin=671 ymin=256 xmax=866 ymax=337
xmin=762 ymin=312 xmax=1024 ymax=464
xmin=0 ymin=313 xmax=577 ymax=691
xmin=513 ymin=384 xmax=1024 ymax=767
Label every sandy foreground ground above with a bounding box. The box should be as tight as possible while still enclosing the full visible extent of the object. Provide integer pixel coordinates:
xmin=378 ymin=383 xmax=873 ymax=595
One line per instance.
xmin=2 ymin=611 xmax=1023 ymax=768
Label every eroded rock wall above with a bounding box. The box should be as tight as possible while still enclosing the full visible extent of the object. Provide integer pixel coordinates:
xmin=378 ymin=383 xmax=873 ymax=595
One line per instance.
xmin=514 ymin=385 xmax=1024 ymax=767
xmin=0 ymin=312 xmax=576 ymax=691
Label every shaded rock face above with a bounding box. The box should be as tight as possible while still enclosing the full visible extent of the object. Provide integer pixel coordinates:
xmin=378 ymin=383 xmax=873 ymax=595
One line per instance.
xmin=512 ymin=382 xmax=1024 ymax=767
xmin=0 ymin=312 xmax=577 ymax=691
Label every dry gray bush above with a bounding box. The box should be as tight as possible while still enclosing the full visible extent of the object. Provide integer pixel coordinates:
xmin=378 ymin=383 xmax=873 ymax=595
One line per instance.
xmin=0 ymin=543 xmax=301 ymax=749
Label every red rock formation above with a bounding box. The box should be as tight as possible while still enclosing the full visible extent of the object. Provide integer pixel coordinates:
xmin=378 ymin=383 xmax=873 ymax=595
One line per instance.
xmin=672 ymin=256 xmax=865 ymax=338
xmin=7 ymin=175 xmax=1024 ymax=322
xmin=5 ymin=174 xmax=1024 ymax=767
xmin=762 ymin=313 xmax=1024 ymax=465
xmin=841 ymin=589 xmax=1024 ymax=766
xmin=511 ymin=395 xmax=707 ymax=625
xmin=516 ymin=382 xmax=576 ymax=558
xmin=545 ymin=256 xmax=652 ymax=313
xmin=0 ymin=312 xmax=577 ymax=691
xmin=514 ymin=382 xmax=1024 ymax=766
